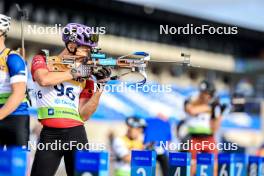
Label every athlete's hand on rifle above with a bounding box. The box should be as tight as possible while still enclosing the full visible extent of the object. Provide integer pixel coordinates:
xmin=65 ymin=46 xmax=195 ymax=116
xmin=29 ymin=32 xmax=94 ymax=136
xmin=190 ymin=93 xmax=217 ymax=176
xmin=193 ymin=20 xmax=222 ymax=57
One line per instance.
xmin=70 ymin=64 xmax=91 ymax=80
xmin=209 ymin=97 xmax=220 ymax=108
xmin=93 ymin=67 xmax=112 ymax=83
xmin=209 ymin=97 xmax=228 ymax=117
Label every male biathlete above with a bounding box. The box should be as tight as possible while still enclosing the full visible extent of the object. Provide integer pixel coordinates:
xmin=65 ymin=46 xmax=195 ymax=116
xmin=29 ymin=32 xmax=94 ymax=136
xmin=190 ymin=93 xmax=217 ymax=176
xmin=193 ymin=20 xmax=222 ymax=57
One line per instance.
xmin=0 ymin=14 xmax=29 ymax=148
xmin=30 ymin=23 xmax=111 ymax=176
xmin=185 ymin=80 xmax=223 ymax=176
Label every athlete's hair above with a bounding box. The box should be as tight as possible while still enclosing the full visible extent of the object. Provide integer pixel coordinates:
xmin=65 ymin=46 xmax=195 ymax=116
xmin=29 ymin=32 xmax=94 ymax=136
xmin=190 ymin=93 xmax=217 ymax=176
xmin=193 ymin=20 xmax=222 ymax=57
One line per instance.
xmin=199 ymin=80 xmax=215 ymax=96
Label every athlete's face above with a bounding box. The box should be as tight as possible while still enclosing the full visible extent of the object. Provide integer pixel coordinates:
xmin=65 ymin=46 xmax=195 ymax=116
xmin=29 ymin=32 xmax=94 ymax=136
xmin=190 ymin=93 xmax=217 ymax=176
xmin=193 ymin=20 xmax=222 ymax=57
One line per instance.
xmin=76 ymin=45 xmax=91 ymax=57
xmin=199 ymin=91 xmax=212 ymax=103
xmin=127 ymin=126 xmax=143 ymax=140
xmin=67 ymin=42 xmax=77 ymax=53
xmin=66 ymin=42 xmax=91 ymax=57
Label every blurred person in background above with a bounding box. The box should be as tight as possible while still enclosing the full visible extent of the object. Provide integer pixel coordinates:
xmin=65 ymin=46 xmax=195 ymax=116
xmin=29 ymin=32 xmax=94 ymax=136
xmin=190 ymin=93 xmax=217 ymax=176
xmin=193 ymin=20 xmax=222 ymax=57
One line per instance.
xmin=184 ymin=80 xmax=224 ymax=176
xmin=235 ymin=79 xmax=254 ymax=97
xmin=30 ymin=23 xmax=111 ymax=176
xmin=0 ymin=14 xmax=29 ymax=148
xmin=112 ymin=116 xmax=146 ymax=176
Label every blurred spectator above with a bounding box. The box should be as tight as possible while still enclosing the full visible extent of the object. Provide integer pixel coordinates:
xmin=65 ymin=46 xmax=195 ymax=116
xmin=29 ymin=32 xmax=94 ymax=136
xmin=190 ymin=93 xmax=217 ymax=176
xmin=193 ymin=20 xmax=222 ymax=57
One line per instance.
xmin=112 ymin=117 xmax=146 ymax=176
xmin=236 ymin=79 xmax=254 ymax=97
xmin=231 ymin=92 xmax=246 ymax=112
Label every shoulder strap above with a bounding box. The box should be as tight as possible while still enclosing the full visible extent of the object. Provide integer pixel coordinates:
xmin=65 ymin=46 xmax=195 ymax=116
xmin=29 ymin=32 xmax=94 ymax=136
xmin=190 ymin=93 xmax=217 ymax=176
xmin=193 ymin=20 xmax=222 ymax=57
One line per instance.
xmin=1 ymin=48 xmax=11 ymax=62
xmin=6 ymin=48 xmax=12 ymax=56
xmin=4 ymin=48 xmax=22 ymax=62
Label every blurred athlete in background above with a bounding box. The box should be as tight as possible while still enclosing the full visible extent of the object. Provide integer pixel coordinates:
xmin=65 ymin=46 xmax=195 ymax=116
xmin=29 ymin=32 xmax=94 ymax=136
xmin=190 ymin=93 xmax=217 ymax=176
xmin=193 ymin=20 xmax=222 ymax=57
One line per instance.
xmin=0 ymin=14 xmax=29 ymax=148
xmin=112 ymin=116 xmax=146 ymax=176
xmin=30 ymin=23 xmax=111 ymax=176
xmin=185 ymin=80 xmax=224 ymax=176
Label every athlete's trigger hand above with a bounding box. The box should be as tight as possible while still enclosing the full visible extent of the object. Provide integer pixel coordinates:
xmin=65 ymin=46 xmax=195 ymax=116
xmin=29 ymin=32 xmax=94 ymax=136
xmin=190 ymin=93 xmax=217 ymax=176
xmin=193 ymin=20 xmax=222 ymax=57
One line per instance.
xmin=71 ymin=64 xmax=91 ymax=79
xmin=93 ymin=67 xmax=111 ymax=83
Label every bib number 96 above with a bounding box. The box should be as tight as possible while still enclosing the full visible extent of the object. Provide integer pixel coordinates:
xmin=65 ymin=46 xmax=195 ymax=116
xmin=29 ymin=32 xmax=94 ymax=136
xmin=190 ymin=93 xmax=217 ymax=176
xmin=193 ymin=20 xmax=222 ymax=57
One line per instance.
xmin=54 ymin=83 xmax=75 ymax=101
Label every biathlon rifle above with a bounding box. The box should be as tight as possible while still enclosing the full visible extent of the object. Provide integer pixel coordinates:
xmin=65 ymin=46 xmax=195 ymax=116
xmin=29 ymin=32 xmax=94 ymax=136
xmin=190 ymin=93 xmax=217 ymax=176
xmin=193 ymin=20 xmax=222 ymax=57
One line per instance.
xmin=45 ymin=48 xmax=199 ymax=84
xmin=16 ymin=4 xmax=28 ymax=59
xmin=15 ymin=4 xmax=33 ymax=106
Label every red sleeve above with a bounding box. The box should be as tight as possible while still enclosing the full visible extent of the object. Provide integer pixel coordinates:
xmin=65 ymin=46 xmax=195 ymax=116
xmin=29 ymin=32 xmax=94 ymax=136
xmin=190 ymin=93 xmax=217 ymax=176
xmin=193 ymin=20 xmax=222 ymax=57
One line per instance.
xmin=31 ymin=55 xmax=48 ymax=79
xmin=80 ymin=80 xmax=94 ymax=99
